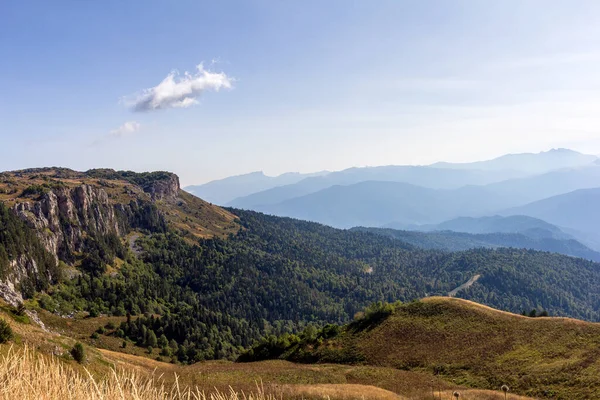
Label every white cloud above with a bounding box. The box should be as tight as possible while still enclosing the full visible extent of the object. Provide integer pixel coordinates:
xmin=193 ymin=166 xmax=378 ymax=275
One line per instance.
xmin=126 ymin=64 xmax=233 ymax=112
xmin=110 ymin=121 xmax=141 ymax=137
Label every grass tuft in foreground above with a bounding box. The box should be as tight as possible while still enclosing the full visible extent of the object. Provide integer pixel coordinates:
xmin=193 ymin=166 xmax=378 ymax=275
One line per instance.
xmin=0 ymin=345 xmax=274 ymax=400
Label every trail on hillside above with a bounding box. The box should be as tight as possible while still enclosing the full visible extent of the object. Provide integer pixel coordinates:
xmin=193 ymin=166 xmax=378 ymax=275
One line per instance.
xmin=448 ymin=274 xmax=481 ymax=297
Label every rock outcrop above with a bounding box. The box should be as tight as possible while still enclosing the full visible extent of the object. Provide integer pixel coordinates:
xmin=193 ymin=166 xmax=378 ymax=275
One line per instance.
xmin=142 ymin=173 xmax=180 ymax=202
xmin=12 ymin=184 xmax=126 ymax=261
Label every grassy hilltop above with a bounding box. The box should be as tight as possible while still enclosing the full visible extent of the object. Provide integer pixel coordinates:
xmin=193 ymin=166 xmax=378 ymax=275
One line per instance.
xmin=243 ymin=297 xmax=600 ymax=399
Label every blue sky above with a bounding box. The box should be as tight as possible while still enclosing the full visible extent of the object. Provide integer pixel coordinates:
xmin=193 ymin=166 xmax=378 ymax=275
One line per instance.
xmin=2 ymin=1 xmax=600 ymax=185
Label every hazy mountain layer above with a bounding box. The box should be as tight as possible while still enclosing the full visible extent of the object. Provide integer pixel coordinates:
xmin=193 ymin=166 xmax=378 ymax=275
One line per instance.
xmin=353 ymin=226 xmax=600 ymax=261
xmin=251 ymin=181 xmax=520 ymax=228
xmin=229 ymin=149 xmax=598 ymax=209
xmin=229 ymin=166 xmax=527 ymax=209
xmin=431 ymin=148 xmax=597 ymax=173
xmin=502 ymin=188 xmax=600 ymax=250
xmin=185 ymin=170 xmax=328 ymax=205
xmin=388 ymin=215 xmax=572 ymax=240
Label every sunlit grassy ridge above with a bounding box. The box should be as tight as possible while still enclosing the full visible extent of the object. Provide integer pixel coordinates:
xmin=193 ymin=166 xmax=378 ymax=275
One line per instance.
xmin=255 ymin=297 xmax=600 ymax=398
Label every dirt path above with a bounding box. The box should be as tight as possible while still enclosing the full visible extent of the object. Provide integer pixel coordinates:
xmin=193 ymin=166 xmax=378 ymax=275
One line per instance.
xmin=448 ymin=274 xmax=481 ymax=297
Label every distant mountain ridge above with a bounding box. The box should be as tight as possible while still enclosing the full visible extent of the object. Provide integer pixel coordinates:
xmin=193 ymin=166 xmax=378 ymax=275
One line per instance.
xmin=185 ymin=149 xmax=600 ymax=254
xmin=228 ymin=166 xmax=527 ymax=209
xmin=252 ymin=181 xmax=517 ymax=228
xmin=354 ymin=225 xmax=600 ymax=262
xmin=184 ymin=170 xmax=329 ymax=205
xmin=483 ymin=164 xmax=600 ymax=205
xmin=502 ymin=188 xmax=600 ymax=250
xmin=227 ymin=149 xmax=598 ymax=210
xmin=431 ymin=148 xmax=597 ymax=173
xmin=390 ymin=215 xmax=573 ymax=240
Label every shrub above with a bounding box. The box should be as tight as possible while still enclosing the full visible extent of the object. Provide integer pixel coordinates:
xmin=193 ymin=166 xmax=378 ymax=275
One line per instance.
xmin=38 ymin=294 xmax=57 ymax=312
xmin=21 ymin=184 xmax=49 ymax=198
xmin=71 ymin=343 xmax=86 ymax=364
xmin=160 ymin=347 xmax=172 ymax=357
xmin=0 ymin=319 xmax=13 ymax=343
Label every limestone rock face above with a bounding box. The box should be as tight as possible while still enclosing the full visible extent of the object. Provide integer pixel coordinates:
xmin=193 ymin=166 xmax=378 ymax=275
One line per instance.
xmin=12 ymin=184 xmax=126 ymax=261
xmin=142 ymin=174 xmax=180 ymax=201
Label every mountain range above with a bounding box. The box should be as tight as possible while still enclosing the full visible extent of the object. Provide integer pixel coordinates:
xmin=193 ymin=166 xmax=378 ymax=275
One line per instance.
xmin=354 ymin=224 xmax=600 ymax=262
xmin=183 ymin=149 xmax=600 ymax=250
xmin=184 ymin=170 xmax=329 ymax=205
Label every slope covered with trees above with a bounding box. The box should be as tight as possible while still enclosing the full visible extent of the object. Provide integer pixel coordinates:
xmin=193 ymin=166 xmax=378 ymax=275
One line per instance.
xmin=43 ymin=209 xmax=600 ymax=363
xmin=0 ymin=203 xmax=59 ymax=296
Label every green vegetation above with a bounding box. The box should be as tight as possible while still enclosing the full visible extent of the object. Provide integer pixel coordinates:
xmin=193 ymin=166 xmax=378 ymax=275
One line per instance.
xmin=85 ymin=169 xmax=175 ymax=188
xmin=0 ymin=318 xmax=13 ymax=343
xmin=0 ymin=202 xmax=59 ymax=297
xmin=5 ymin=169 xmax=600 ymax=371
xmin=38 ymin=208 xmax=600 ymax=364
xmin=71 ymin=342 xmax=86 ymax=364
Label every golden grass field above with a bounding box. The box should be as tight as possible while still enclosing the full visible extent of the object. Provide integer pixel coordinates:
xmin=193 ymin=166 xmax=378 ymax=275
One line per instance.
xmin=0 ymin=344 xmax=532 ymax=400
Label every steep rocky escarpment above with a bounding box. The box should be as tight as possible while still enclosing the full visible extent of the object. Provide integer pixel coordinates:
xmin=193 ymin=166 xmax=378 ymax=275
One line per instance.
xmin=0 ymin=202 xmax=58 ymax=305
xmin=10 ymin=184 xmax=170 ymax=262
xmin=12 ymin=184 xmax=127 ymax=261
xmin=0 ymin=168 xmax=239 ymax=306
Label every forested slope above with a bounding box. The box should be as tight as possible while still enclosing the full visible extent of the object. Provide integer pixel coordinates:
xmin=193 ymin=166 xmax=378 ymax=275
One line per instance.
xmin=59 ymin=209 xmax=600 ymax=363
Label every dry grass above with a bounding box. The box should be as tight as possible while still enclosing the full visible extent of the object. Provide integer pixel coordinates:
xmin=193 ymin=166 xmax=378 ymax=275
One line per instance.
xmin=0 ymin=345 xmax=275 ymax=400
xmin=0 ymin=299 xmax=541 ymax=400
xmin=277 ymin=384 xmax=405 ymax=399
xmin=0 ymin=344 xmax=531 ymax=400
xmin=436 ymin=390 xmax=530 ymax=400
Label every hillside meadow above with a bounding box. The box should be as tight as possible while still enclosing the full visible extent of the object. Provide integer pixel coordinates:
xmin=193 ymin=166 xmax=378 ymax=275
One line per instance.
xmin=0 ymin=299 xmax=529 ymax=399
xmin=243 ymin=297 xmax=600 ymax=399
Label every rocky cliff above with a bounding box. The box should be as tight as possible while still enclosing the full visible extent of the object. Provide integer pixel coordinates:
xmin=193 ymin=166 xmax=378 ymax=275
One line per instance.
xmin=0 ymin=168 xmax=238 ymax=309
xmin=12 ymin=184 xmax=125 ymax=261
xmin=141 ymin=173 xmax=180 ymax=201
